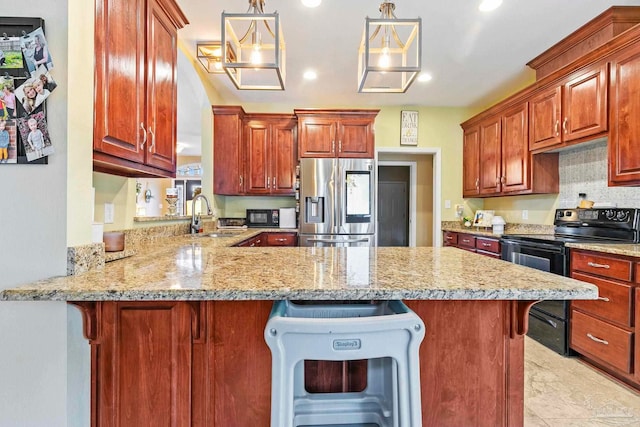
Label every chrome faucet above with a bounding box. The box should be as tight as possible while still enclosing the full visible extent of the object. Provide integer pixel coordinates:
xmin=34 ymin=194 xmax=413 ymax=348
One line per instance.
xmin=191 ymin=194 xmax=213 ymax=234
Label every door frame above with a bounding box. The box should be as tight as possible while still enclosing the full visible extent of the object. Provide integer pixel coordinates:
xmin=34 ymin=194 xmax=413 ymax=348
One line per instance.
xmin=377 ymin=161 xmax=417 ymax=247
xmin=376 ymin=147 xmax=442 ymax=247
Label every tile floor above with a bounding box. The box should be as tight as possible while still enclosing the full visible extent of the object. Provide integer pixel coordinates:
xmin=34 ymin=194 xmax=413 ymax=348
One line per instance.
xmin=525 ymin=338 xmax=640 ymax=426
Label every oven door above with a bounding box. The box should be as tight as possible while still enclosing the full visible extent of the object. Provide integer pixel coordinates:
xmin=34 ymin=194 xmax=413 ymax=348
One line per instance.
xmin=501 ymin=239 xmax=568 ymax=276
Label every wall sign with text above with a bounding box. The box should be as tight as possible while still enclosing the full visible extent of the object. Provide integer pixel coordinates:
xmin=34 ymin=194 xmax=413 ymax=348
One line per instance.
xmin=400 ymin=110 xmax=418 ymax=145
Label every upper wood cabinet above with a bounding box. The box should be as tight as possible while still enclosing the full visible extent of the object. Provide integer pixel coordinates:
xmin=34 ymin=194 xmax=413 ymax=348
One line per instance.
xmin=462 ymin=126 xmax=480 ymax=197
xmin=608 ymin=42 xmax=640 ymax=186
xmin=295 ymin=110 xmax=379 ymax=158
xmin=93 ymin=0 xmax=187 ymax=178
xmin=213 ymin=106 xmax=245 ymax=195
xmin=244 ymin=115 xmax=297 ymax=195
xmin=462 ymin=102 xmax=558 ymax=198
xmin=529 ymin=63 xmax=608 ymax=152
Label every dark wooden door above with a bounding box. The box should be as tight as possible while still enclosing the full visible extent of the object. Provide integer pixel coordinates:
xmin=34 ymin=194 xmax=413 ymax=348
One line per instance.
xmin=479 ymin=115 xmax=501 ymax=195
xmin=501 ymin=102 xmax=529 ymax=193
xmin=245 ymin=119 xmax=270 ymax=194
xmin=609 ymin=43 xmax=640 ymax=185
xmin=96 ymin=302 xmax=193 ymax=427
xmin=563 ymin=63 xmax=608 ymax=143
xmin=213 ymin=106 xmax=245 ymax=195
xmin=145 ymin=0 xmax=178 ymax=173
xmin=378 ymin=166 xmax=410 ymax=247
xmin=339 ymin=117 xmax=374 ymax=158
xmin=462 ymin=125 xmax=480 ymax=197
xmin=529 ymin=86 xmax=562 ymax=151
xmin=298 ymin=117 xmax=336 ymax=157
xmin=93 ymin=0 xmax=146 ymax=164
xmin=271 ymin=119 xmax=297 ymax=195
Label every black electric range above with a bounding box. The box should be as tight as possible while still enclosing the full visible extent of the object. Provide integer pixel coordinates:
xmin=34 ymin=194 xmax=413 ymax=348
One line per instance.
xmin=500 ymin=208 xmax=640 ymax=355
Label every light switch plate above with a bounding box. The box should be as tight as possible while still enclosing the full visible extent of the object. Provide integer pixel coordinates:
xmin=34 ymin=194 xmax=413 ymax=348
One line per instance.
xmin=444 ymin=200 xmax=451 ymax=209
xmin=522 ymin=210 xmax=528 ymax=220
xmin=104 ymin=203 xmax=114 ymax=224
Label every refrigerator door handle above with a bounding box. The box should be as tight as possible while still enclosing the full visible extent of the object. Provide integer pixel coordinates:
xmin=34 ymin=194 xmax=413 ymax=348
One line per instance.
xmin=308 ymin=238 xmax=369 ymax=244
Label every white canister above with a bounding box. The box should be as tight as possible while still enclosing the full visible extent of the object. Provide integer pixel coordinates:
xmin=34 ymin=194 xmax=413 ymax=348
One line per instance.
xmin=491 ymin=216 xmax=506 ymax=235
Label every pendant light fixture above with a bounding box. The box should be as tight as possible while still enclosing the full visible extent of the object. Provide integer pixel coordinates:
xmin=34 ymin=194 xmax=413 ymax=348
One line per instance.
xmin=358 ymin=1 xmax=421 ymax=93
xmin=222 ymin=0 xmax=285 ymax=90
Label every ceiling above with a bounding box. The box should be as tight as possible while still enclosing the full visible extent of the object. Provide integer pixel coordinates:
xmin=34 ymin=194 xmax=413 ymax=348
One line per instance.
xmin=175 ymin=0 xmax=640 ymax=155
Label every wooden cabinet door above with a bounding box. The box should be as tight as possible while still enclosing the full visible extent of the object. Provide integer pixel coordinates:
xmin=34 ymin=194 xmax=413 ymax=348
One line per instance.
xmin=562 ymin=64 xmax=608 ymax=143
xmin=338 ymin=117 xmax=374 ymax=158
xmin=96 ymin=302 xmax=193 ymax=427
xmin=245 ymin=120 xmax=270 ymax=195
xmin=609 ymin=43 xmax=640 ymax=185
xmin=94 ymin=0 xmax=146 ymax=164
xmin=529 ymin=86 xmax=562 ymax=151
xmin=213 ymin=106 xmax=245 ymax=195
xmin=462 ymin=126 xmax=480 ymax=197
xmin=144 ymin=0 xmax=178 ymax=173
xmin=298 ymin=117 xmax=336 ymax=158
xmin=501 ymin=103 xmax=529 ymax=193
xmin=271 ymin=119 xmax=297 ymax=195
xmin=479 ymin=115 xmax=501 ymax=195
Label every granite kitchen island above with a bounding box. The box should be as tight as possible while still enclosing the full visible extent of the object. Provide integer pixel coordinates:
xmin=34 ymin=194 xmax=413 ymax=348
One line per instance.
xmin=0 ymin=234 xmax=597 ymax=427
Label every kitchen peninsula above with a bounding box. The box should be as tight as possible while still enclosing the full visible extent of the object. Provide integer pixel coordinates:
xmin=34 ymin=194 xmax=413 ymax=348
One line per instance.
xmin=0 ymin=234 xmax=597 ymax=427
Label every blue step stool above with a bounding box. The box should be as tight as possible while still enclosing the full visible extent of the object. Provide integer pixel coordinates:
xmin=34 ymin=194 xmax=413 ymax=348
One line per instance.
xmin=264 ymin=300 xmax=425 ymax=427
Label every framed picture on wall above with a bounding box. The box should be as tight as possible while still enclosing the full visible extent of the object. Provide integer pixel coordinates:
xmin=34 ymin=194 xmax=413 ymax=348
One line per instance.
xmin=473 ymin=210 xmax=494 ymax=228
xmin=400 ymin=110 xmax=418 ymax=145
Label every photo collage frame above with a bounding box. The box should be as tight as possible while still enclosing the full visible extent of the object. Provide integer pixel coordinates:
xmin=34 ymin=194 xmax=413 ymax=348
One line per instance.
xmin=0 ymin=17 xmax=54 ymax=164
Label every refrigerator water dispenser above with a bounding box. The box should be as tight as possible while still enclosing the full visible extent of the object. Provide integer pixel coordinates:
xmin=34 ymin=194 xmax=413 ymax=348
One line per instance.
xmin=305 ymin=197 xmax=324 ymax=223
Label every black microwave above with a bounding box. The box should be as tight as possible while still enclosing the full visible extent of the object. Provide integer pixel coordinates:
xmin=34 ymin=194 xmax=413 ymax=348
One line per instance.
xmin=246 ymin=209 xmax=279 ymax=228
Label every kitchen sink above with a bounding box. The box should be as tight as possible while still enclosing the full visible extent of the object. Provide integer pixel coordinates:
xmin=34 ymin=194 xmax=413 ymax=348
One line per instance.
xmin=206 ymin=232 xmax=240 ymax=238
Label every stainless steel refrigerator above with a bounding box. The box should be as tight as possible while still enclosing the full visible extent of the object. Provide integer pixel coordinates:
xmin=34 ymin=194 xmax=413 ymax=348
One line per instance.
xmin=299 ymin=158 xmax=376 ymax=247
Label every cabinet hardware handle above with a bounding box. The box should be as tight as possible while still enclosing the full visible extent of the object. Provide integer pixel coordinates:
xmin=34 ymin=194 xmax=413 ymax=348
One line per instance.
xmin=562 ymin=117 xmax=568 ymax=134
xmin=239 ymin=175 xmax=243 ymax=189
xmin=339 ymin=140 xmax=342 ymax=152
xmin=446 ymin=236 xmax=453 ymax=240
xmin=586 ymin=333 xmax=608 ymax=345
xmin=332 ymin=140 xmax=335 ymax=153
xmin=501 ymin=176 xmax=506 ymax=183
xmin=462 ymin=239 xmax=471 ymax=243
xmin=482 ymin=242 xmax=491 ymax=247
xmin=475 ymin=178 xmax=479 ymax=189
xmin=148 ymin=128 xmax=155 ymax=153
xmin=276 ymin=238 xmax=286 ymax=242
xmin=554 ymin=120 xmax=559 ymax=136
xmin=267 ymin=177 xmax=270 ymax=188
xmin=140 ymin=123 xmax=147 ymax=148
xmin=273 ymin=177 xmax=276 ymax=188
xmin=587 ymin=262 xmax=610 ymax=269
xmin=597 ymin=296 xmax=610 ymax=302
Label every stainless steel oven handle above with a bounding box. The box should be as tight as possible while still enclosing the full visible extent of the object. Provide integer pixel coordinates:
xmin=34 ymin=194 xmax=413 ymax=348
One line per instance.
xmin=587 ymin=333 xmax=609 ymax=345
xmin=587 ymin=262 xmax=610 ymax=269
xmin=529 ymin=310 xmax=558 ymax=328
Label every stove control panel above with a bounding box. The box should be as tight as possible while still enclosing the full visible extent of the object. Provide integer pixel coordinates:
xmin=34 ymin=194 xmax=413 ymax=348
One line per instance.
xmin=555 ymin=208 xmax=639 ymax=227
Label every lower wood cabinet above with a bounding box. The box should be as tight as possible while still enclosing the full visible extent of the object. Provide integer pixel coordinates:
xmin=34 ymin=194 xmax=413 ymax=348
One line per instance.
xmin=72 ymin=299 xmax=528 ymax=427
xmin=570 ymin=249 xmax=639 ymax=389
xmin=443 ymin=231 xmax=501 ymax=258
xmin=235 ymin=232 xmax=297 ymax=247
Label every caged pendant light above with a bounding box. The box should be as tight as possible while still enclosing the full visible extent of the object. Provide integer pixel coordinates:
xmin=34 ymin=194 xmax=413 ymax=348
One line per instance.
xmin=221 ymin=0 xmax=285 ymax=90
xmin=358 ymin=1 xmax=421 ymax=93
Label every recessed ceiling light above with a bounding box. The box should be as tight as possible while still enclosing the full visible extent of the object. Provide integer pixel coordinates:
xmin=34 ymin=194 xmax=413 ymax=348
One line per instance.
xmin=479 ymin=0 xmax=502 ymax=12
xmin=303 ymin=70 xmax=317 ymax=80
xmin=418 ymin=72 xmax=432 ymax=82
xmin=301 ymin=0 xmax=321 ymax=8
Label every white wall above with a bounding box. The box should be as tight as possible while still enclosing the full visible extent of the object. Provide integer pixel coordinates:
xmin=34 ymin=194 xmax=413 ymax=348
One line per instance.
xmin=0 ymin=1 xmax=89 ymax=426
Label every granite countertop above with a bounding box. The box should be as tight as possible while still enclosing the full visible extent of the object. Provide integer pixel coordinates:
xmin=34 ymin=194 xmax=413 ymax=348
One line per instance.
xmin=0 ymin=231 xmax=597 ymax=302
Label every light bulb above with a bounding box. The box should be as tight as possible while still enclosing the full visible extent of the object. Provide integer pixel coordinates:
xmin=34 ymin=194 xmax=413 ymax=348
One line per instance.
xmin=378 ymin=47 xmax=391 ymax=68
xmin=251 ymin=44 xmax=262 ymax=65
xmin=214 ymin=61 xmax=222 ymax=71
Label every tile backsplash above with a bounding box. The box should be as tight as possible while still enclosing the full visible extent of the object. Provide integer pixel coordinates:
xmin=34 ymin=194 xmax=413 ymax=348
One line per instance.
xmin=558 ymin=139 xmax=640 ymax=208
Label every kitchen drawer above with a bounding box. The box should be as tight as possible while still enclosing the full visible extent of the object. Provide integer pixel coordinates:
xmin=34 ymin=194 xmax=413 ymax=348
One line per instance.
xmin=571 ymin=251 xmax=632 ymax=282
xmin=571 ymin=272 xmax=632 ymax=327
xmin=458 ymin=234 xmax=476 ymax=249
xmin=570 ymin=310 xmax=632 ymax=374
xmin=265 ymin=233 xmax=297 ymax=246
xmin=443 ymin=231 xmax=458 ymax=246
xmin=475 ymin=237 xmax=500 ymax=254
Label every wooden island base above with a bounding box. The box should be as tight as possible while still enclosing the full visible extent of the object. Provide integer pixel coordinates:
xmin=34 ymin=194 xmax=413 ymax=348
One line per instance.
xmin=72 ymin=299 xmax=532 ymax=427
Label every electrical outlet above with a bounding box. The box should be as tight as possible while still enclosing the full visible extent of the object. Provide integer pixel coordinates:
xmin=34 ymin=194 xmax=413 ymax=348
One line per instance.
xmin=522 ymin=210 xmax=528 ymax=220
xmin=104 ymin=203 xmax=115 ymax=224
xmin=444 ymin=199 xmax=451 ymax=209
